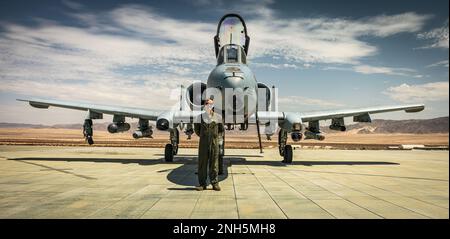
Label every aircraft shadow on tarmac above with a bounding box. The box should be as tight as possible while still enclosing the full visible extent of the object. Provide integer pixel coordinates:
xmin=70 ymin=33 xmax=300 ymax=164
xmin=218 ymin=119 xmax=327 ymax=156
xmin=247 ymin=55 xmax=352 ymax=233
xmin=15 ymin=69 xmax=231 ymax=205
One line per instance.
xmin=9 ymin=157 xmax=399 ymax=187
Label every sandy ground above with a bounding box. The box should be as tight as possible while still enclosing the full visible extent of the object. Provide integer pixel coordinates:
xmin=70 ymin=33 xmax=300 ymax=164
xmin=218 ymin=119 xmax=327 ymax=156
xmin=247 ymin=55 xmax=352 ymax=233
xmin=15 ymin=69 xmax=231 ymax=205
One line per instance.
xmin=0 ymin=128 xmax=448 ymax=149
xmin=0 ymin=146 xmax=448 ymax=219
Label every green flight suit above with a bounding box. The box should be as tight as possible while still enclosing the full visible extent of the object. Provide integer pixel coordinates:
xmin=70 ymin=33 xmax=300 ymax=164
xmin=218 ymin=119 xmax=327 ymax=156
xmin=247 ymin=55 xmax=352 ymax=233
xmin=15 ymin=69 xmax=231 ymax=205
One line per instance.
xmin=194 ymin=114 xmax=223 ymax=186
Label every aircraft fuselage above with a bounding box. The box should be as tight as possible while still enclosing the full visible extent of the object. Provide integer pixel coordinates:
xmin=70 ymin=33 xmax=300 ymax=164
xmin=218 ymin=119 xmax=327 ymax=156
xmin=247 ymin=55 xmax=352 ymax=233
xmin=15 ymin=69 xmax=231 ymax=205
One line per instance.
xmin=207 ymin=61 xmax=258 ymax=121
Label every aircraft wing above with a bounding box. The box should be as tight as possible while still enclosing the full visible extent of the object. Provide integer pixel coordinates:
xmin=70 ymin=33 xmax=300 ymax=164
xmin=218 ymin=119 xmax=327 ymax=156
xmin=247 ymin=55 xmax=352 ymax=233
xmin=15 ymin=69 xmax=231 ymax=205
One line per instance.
xmin=17 ymin=98 xmax=163 ymax=121
xmin=296 ymin=104 xmax=425 ymax=123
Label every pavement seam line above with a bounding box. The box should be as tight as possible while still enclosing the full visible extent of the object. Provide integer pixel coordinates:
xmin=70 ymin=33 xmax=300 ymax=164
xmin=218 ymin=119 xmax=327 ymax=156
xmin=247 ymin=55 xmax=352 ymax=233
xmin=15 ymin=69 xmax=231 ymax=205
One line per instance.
xmin=271 ymin=168 xmax=448 ymax=182
xmin=244 ymin=164 xmax=289 ymax=219
xmin=355 ymin=177 xmax=449 ymax=210
xmin=350 ymin=177 xmax=443 ymax=218
xmin=298 ymin=170 xmax=432 ymax=219
xmin=282 ymin=169 xmax=384 ymax=219
xmin=265 ymin=167 xmax=337 ymax=219
xmin=138 ymin=197 xmax=163 ymax=219
xmin=230 ymin=161 xmax=241 ymax=219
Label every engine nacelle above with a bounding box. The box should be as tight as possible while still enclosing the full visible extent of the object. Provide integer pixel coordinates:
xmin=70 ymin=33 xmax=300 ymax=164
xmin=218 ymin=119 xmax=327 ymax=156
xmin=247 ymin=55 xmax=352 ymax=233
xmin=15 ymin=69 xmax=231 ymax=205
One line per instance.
xmin=257 ymin=82 xmax=271 ymax=111
xmin=279 ymin=112 xmax=303 ymax=132
xmin=156 ymin=111 xmax=175 ymax=131
xmin=291 ymin=132 xmax=303 ymax=142
xmin=107 ymin=122 xmax=130 ymax=133
xmin=133 ymin=128 xmax=153 ymax=139
xmin=185 ymin=82 xmax=207 ymax=110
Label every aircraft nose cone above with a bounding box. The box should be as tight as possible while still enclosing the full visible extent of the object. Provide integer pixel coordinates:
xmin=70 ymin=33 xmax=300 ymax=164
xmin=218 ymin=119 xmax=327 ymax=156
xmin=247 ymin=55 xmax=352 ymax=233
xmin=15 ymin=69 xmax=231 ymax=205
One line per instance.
xmin=223 ymin=76 xmax=243 ymax=89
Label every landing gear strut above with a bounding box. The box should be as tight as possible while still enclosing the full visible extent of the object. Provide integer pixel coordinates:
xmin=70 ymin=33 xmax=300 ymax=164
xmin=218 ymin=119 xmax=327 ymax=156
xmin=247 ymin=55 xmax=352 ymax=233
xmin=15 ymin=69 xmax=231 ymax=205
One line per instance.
xmin=278 ymin=129 xmax=293 ymax=164
xmin=83 ymin=119 xmax=94 ymax=145
xmin=164 ymin=128 xmax=179 ymax=162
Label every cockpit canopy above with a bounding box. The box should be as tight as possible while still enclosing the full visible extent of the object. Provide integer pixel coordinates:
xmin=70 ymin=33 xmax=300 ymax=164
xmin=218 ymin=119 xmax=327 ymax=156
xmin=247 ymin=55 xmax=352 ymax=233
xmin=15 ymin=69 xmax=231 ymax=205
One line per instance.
xmin=217 ymin=44 xmax=247 ymax=65
xmin=214 ymin=14 xmax=250 ymax=58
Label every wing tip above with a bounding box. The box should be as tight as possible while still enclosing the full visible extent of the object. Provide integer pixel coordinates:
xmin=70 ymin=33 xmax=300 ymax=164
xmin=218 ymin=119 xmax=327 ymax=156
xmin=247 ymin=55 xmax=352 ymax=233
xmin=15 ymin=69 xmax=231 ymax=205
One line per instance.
xmin=17 ymin=99 xmax=50 ymax=109
xmin=405 ymin=104 xmax=425 ymax=113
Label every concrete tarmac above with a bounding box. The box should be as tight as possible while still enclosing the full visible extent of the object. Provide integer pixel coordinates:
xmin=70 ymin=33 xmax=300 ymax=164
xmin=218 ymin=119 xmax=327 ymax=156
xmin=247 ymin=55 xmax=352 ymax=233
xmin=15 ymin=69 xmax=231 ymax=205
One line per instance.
xmin=0 ymin=145 xmax=448 ymax=219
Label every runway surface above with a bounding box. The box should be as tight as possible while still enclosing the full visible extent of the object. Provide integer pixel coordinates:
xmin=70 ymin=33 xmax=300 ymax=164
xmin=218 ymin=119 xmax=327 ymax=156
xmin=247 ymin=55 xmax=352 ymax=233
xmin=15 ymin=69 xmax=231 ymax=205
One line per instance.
xmin=0 ymin=145 xmax=448 ymax=219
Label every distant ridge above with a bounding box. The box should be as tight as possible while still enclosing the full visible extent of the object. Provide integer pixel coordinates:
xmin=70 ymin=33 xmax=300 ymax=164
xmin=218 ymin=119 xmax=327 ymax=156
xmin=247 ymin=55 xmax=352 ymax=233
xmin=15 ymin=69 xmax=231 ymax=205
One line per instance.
xmin=321 ymin=116 xmax=449 ymax=134
xmin=1 ymin=116 xmax=448 ymax=134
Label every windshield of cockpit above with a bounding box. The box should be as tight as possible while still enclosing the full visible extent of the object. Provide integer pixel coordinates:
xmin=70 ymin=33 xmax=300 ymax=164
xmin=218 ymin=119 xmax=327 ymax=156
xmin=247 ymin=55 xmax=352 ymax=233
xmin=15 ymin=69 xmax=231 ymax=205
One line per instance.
xmin=216 ymin=16 xmax=248 ymax=65
xmin=217 ymin=45 xmax=246 ymax=65
xmin=218 ymin=16 xmax=246 ymax=46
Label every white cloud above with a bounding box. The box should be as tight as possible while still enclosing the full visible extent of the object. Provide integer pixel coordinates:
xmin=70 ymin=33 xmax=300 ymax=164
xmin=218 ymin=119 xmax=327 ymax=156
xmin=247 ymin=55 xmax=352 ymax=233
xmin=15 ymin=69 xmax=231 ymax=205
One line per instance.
xmin=0 ymin=5 xmax=217 ymax=110
xmin=278 ymin=95 xmax=343 ymax=108
xmin=0 ymin=3 xmax=434 ymax=123
xmin=324 ymin=64 xmax=423 ymax=78
xmin=353 ymin=65 xmax=420 ymax=77
xmin=61 ymin=0 xmax=84 ymax=10
xmin=426 ymin=60 xmax=449 ymax=68
xmin=417 ymin=19 xmax=449 ymax=49
xmin=247 ymin=12 xmax=430 ymax=65
xmin=384 ymin=82 xmax=449 ymax=102
xmin=252 ymin=62 xmax=299 ymax=69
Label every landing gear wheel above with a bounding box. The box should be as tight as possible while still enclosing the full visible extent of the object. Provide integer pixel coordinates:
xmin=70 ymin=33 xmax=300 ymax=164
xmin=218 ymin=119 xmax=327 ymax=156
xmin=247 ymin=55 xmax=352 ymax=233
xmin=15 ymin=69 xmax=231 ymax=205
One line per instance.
xmin=282 ymin=145 xmax=293 ymax=164
xmin=86 ymin=135 xmax=94 ymax=145
xmin=164 ymin=144 xmax=174 ymax=162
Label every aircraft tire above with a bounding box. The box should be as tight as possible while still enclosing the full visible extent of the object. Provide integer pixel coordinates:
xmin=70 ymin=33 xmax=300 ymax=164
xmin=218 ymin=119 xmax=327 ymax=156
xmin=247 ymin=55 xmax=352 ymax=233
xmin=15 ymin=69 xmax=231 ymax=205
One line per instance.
xmin=164 ymin=144 xmax=174 ymax=162
xmin=283 ymin=145 xmax=293 ymax=164
xmin=87 ymin=136 xmax=94 ymax=145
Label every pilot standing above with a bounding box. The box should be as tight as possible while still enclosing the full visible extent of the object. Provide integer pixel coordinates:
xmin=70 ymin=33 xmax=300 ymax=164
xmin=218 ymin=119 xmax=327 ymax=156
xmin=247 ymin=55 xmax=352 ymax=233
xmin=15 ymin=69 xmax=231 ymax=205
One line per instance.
xmin=194 ymin=97 xmax=223 ymax=191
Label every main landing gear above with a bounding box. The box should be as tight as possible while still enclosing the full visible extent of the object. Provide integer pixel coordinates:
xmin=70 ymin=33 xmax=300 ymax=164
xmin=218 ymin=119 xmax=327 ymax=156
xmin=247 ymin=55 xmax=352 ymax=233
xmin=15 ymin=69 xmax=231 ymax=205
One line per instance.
xmin=164 ymin=128 xmax=179 ymax=162
xmin=278 ymin=129 xmax=293 ymax=164
xmin=83 ymin=119 xmax=94 ymax=145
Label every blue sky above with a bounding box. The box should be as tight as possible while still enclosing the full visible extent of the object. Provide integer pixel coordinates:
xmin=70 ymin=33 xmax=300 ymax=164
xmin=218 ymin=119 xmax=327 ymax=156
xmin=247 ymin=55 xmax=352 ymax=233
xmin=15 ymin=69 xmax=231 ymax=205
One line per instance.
xmin=0 ymin=0 xmax=448 ymax=124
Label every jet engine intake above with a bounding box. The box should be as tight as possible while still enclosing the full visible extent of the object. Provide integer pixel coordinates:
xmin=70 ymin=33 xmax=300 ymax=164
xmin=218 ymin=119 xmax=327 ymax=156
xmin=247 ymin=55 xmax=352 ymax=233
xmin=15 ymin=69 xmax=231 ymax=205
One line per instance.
xmin=107 ymin=122 xmax=130 ymax=133
xmin=279 ymin=112 xmax=303 ymax=132
xmin=156 ymin=112 xmax=175 ymax=131
xmin=186 ymin=82 xmax=207 ymax=110
xmin=291 ymin=131 xmax=303 ymax=142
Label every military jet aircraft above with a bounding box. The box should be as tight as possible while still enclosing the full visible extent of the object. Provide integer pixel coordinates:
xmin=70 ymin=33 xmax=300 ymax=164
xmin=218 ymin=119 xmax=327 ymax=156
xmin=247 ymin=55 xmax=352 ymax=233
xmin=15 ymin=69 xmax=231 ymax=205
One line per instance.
xmin=18 ymin=13 xmax=424 ymax=170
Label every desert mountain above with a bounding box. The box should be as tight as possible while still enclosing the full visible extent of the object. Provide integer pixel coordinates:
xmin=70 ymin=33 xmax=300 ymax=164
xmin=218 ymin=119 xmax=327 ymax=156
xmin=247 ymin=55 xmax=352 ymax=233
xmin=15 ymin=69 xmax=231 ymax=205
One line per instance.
xmin=1 ymin=116 xmax=448 ymax=134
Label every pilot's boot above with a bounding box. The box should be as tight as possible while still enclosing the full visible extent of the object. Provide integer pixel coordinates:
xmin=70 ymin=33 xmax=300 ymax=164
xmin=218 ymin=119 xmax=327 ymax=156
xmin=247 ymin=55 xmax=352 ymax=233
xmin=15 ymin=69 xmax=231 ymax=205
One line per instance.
xmin=212 ymin=183 xmax=221 ymax=191
xmin=195 ymin=185 xmax=207 ymax=191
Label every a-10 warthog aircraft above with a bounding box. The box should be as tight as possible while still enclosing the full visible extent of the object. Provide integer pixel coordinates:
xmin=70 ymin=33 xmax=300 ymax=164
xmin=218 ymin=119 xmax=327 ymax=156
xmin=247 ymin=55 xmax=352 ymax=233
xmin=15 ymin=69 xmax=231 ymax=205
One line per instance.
xmin=19 ymin=14 xmax=424 ymax=169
